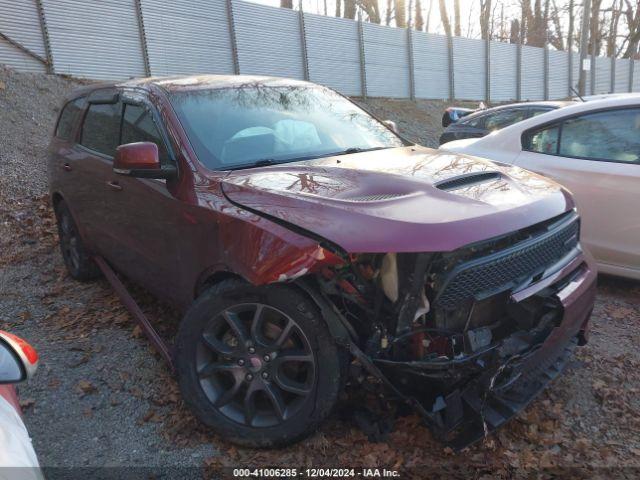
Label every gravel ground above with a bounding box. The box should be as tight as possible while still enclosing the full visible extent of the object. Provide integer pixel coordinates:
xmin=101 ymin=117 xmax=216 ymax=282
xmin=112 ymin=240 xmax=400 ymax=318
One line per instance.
xmin=1 ymin=65 xmax=640 ymax=478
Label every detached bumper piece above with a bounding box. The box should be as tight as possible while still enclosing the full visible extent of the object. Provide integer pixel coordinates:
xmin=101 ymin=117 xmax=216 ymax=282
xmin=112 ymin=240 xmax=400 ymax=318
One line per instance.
xmin=372 ymin=335 xmax=577 ymax=451
xmin=446 ymin=337 xmax=577 ymax=450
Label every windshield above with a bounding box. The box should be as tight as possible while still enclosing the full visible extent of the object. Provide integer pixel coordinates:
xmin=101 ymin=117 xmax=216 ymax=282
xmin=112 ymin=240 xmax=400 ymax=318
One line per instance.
xmin=169 ymin=84 xmax=405 ymax=170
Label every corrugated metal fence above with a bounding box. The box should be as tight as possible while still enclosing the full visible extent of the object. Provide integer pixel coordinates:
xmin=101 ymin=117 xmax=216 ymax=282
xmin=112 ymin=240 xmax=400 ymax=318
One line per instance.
xmin=2 ymin=0 xmax=640 ymax=101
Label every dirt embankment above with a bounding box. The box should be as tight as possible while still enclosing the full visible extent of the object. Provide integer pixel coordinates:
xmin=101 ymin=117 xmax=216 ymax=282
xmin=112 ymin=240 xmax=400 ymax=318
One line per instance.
xmin=1 ymin=65 xmax=640 ymax=477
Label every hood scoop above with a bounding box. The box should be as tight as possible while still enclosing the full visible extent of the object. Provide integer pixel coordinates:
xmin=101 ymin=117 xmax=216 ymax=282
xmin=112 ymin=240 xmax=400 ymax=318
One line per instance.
xmin=435 ymin=172 xmax=502 ymax=191
xmin=345 ymin=193 xmax=410 ymax=202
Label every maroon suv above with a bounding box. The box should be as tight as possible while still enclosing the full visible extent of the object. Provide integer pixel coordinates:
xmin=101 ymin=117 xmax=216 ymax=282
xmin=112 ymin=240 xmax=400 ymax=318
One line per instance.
xmin=48 ymin=75 xmax=596 ymax=449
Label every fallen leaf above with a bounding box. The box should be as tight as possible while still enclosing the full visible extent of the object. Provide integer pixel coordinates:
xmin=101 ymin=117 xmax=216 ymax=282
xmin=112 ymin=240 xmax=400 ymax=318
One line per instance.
xmin=75 ymin=379 xmax=97 ymax=396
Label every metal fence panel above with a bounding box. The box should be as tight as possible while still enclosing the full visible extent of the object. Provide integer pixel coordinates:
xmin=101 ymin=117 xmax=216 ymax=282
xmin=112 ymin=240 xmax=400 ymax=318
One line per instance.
xmin=141 ymin=0 xmax=234 ymax=76
xmin=594 ymin=56 xmax=611 ymax=94
xmin=233 ymin=1 xmax=304 ymax=79
xmin=304 ymin=13 xmax=360 ymax=96
xmin=614 ymin=58 xmax=630 ymax=93
xmin=362 ymin=23 xmax=408 ymax=98
xmin=548 ymin=50 xmax=568 ymax=99
xmin=4 ymin=2 xmax=639 ymax=100
xmin=41 ymin=0 xmax=145 ymax=79
xmin=0 ymin=0 xmax=46 ymax=73
xmin=634 ymin=61 xmax=640 ymax=92
xmin=412 ymin=31 xmax=449 ymax=99
xmin=490 ymin=41 xmax=517 ymax=101
xmin=521 ymin=46 xmax=544 ymax=100
xmin=453 ymin=36 xmax=484 ymax=100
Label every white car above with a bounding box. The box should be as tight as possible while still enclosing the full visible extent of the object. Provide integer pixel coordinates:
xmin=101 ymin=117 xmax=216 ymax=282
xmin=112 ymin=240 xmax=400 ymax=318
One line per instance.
xmin=441 ymin=95 xmax=640 ymax=280
xmin=0 ymin=331 xmax=41 ymax=480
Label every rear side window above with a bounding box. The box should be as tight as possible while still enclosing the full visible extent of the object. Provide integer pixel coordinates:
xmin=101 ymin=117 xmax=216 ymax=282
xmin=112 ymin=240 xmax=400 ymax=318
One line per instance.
xmin=121 ymin=104 xmax=169 ymax=164
xmin=80 ymin=102 xmax=122 ymax=157
xmin=484 ymin=109 xmax=527 ymax=131
xmin=55 ymin=97 xmax=84 ymax=140
xmin=460 ymin=114 xmax=486 ymax=128
xmin=526 ymin=125 xmax=560 ymax=154
xmin=558 ymin=109 xmax=640 ymax=163
xmin=524 ymin=108 xmax=640 ymax=163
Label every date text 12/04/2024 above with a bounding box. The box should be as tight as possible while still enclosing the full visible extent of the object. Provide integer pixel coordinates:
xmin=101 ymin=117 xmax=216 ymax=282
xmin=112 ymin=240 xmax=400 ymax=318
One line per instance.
xmin=232 ymin=468 xmax=401 ymax=477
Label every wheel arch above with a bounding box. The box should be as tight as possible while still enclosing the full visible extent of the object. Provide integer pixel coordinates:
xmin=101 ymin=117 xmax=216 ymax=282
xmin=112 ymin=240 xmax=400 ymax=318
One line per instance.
xmin=51 ymin=191 xmax=64 ymax=211
xmin=193 ymin=267 xmax=247 ymax=299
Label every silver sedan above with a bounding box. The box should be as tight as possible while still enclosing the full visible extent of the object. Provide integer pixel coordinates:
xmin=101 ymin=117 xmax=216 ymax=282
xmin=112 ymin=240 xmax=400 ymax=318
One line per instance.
xmin=441 ymin=95 xmax=640 ymax=280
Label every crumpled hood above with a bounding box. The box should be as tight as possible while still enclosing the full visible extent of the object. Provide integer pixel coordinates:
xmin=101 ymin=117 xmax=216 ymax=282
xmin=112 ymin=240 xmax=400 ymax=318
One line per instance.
xmin=220 ymin=146 xmax=574 ymax=253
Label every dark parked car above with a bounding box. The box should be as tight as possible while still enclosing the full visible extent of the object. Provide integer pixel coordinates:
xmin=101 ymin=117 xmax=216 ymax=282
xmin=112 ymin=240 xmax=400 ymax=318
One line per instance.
xmin=48 ymin=75 xmax=596 ymax=449
xmin=439 ymin=101 xmax=574 ymax=145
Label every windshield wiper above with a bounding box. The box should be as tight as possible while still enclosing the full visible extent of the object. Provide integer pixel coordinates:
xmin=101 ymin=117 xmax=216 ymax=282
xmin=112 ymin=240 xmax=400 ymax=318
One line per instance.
xmin=331 ymin=146 xmax=390 ymax=156
xmin=228 ymin=159 xmax=279 ymax=170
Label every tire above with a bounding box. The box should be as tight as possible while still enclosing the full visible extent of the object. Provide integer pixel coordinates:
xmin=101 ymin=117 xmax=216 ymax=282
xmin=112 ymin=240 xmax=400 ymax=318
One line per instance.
xmin=175 ymin=280 xmax=346 ymax=447
xmin=54 ymin=200 xmax=101 ymax=281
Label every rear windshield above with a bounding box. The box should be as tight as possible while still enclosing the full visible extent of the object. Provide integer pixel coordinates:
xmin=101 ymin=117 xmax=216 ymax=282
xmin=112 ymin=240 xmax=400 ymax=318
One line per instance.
xmin=169 ymin=85 xmax=405 ymax=170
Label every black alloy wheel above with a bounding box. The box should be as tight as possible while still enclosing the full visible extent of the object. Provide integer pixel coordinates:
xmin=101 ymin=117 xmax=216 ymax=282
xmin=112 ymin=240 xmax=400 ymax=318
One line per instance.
xmin=55 ymin=200 xmax=101 ymax=281
xmin=175 ymin=282 xmax=346 ymax=447
xmin=197 ymin=302 xmax=315 ymax=427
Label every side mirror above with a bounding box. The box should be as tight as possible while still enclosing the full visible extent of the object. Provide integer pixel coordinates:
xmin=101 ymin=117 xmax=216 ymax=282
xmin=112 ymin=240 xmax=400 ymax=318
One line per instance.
xmin=442 ymin=107 xmax=475 ymax=127
xmin=114 ymin=142 xmax=176 ymax=179
xmin=383 ymin=120 xmax=399 ymax=135
xmin=0 ymin=331 xmax=38 ymax=384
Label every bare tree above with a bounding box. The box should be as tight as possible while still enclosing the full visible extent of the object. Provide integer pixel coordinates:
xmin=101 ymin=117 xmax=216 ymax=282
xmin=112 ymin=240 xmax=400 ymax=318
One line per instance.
xmin=454 ymin=0 xmax=461 ymax=36
xmin=439 ymin=0 xmax=452 ymax=37
xmin=343 ymin=0 xmax=356 ymax=19
xmin=359 ymin=0 xmax=381 ymax=23
xmin=480 ymin=0 xmax=492 ymax=40
xmin=336 ymin=0 xmax=342 ymax=17
xmin=622 ymin=1 xmax=640 ymax=58
xmin=415 ymin=0 xmax=424 ymax=30
xmin=386 ymin=0 xmax=393 ymax=25
xmin=280 ymin=0 xmax=293 ymax=8
xmin=510 ymin=18 xmax=520 ymax=43
xmin=587 ymin=0 xmax=603 ymax=56
xmin=550 ymin=0 xmax=565 ymax=50
xmin=396 ymin=0 xmax=407 ymax=27
xmin=607 ymin=0 xmax=623 ymax=57
xmin=520 ymin=0 xmax=551 ymax=47
xmin=425 ymin=0 xmax=433 ymax=32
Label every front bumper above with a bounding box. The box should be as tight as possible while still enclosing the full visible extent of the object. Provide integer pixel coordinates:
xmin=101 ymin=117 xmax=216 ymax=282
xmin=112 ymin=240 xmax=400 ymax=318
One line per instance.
xmin=375 ymin=251 xmax=597 ymax=449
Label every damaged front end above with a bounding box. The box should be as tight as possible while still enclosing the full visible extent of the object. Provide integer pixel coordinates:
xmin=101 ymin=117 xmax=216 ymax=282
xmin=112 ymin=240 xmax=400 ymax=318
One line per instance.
xmin=308 ymin=210 xmax=596 ymax=449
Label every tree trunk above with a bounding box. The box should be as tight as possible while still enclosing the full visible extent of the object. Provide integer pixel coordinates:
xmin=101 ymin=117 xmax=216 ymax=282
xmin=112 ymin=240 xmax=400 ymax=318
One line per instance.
xmin=479 ymin=0 xmax=492 ymax=40
xmin=336 ymin=0 xmax=342 ymax=17
xmin=453 ymin=0 xmax=461 ymax=36
xmin=550 ymin=0 xmax=564 ymax=50
xmin=344 ymin=0 xmax=357 ymax=19
xmin=414 ymin=0 xmax=424 ymax=30
xmin=588 ymin=0 xmax=603 ymax=56
xmin=621 ymin=0 xmax=640 ymax=58
xmin=395 ymin=0 xmax=406 ymax=27
xmin=280 ymin=0 xmax=293 ymax=8
xmin=359 ymin=0 xmax=382 ymax=24
xmin=438 ymin=0 xmax=452 ymax=37
xmin=510 ymin=18 xmax=520 ymax=44
xmin=607 ymin=0 xmax=622 ymax=57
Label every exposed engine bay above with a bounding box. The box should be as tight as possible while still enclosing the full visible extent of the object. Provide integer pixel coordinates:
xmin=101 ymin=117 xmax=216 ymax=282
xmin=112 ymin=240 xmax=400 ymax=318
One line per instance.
xmin=308 ymin=210 xmax=588 ymax=448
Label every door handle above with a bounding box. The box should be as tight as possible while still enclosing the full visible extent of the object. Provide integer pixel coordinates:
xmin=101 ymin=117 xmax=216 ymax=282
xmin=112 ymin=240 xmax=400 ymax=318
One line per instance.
xmin=106 ymin=180 xmax=122 ymax=191
xmin=63 ymin=163 xmax=72 ymax=172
